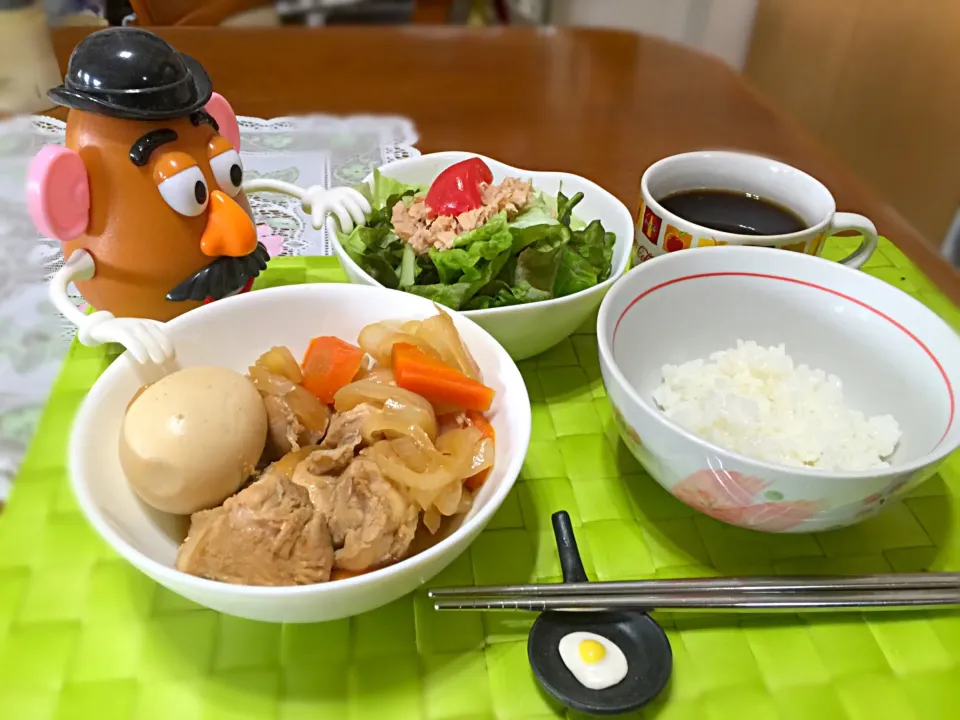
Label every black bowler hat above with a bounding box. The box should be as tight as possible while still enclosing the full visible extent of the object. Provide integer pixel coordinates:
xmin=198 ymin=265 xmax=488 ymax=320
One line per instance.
xmin=48 ymin=27 xmax=213 ymax=121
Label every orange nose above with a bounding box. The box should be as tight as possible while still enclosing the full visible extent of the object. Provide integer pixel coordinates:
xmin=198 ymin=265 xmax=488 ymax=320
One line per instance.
xmin=200 ymin=191 xmax=258 ymax=257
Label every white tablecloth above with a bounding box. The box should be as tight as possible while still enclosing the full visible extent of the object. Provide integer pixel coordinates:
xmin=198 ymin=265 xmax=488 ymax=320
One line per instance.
xmin=0 ymin=113 xmax=419 ymax=500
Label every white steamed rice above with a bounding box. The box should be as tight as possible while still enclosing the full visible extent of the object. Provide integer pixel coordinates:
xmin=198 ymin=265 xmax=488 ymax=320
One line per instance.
xmin=652 ymin=341 xmax=901 ymax=471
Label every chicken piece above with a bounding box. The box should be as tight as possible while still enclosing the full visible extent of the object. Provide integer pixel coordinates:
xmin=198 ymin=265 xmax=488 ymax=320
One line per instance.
xmin=323 ymin=403 xmax=377 ymax=450
xmin=289 ymin=403 xmax=377 ymax=492
xmin=176 ymin=474 xmax=334 ymax=586
xmin=292 ymin=457 xmax=420 ymax=572
xmin=263 ymin=394 xmax=325 ymax=460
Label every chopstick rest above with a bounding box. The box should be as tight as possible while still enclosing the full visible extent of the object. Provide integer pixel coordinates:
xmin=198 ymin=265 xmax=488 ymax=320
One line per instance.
xmin=523 ymin=511 xmax=672 ymax=716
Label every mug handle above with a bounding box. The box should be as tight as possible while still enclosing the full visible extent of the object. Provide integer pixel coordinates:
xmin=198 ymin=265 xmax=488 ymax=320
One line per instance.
xmin=829 ymin=213 xmax=879 ymax=268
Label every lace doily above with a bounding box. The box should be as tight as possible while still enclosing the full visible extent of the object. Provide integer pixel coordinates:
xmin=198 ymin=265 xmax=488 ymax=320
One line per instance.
xmin=0 ymin=113 xmax=419 ymax=498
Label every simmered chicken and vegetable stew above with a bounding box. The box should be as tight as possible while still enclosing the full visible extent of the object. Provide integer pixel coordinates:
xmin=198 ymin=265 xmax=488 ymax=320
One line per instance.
xmin=120 ymin=308 xmax=496 ymax=587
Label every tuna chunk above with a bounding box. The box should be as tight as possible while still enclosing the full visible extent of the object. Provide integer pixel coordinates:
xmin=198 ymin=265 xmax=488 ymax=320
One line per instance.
xmin=480 ymin=177 xmax=533 ymax=216
xmin=391 ymin=176 xmax=534 ymax=254
xmin=176 ymin=474 xmax=334 ymax=586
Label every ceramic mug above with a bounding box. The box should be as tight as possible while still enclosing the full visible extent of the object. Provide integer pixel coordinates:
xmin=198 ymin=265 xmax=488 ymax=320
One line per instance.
xmin=634 ymin=150 xmax=878 ymax=268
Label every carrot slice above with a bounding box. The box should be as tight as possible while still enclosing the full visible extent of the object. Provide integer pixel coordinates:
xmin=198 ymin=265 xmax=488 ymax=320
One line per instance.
xmin=465 ymin=410 xmax=494 ymax=440
xmin=391 ymin=343 xmax=495 ymax=412
xmin=301 ymin=336 xmax=365 ymax=404
xmin=464 ymin=410 xmax=495 ymax=492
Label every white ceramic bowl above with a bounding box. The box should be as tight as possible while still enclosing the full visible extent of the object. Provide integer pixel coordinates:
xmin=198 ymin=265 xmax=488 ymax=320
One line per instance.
xmin=328 ymin=151 xmax=634 ymax=360
xmin=598 ymin=246 xmax=960 ymax=533
xmin=69 ymin=284 xmax=531 ymax=622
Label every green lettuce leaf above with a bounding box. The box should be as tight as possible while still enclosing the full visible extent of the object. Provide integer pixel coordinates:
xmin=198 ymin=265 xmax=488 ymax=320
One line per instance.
xmin=569 ymin=219 xmax=616 ymax=281
xmin=429 ymin=215 xmax=513 ymax=285
xmin=509 ymin=190 xmax=558 ymax=230
xmin=515 ymin=232 xmax=567 ymax=295
xmin=556 ymin=190 xmax=584 ymax=227
xmin=407 ymin=282 xmax=474 ymax=309
xmin=398 ymin=243 xmax=417 ymax=288
xmin=554 ymin=248 xmax=599 ymax=297
xmin=340 ymin=224 xmax=407 ymax=290
xmin=363 ymin=169 xmax=426 ymax=211
xmin=453 ymin=212 xmax=509 ymax=248
xmin=429 ymin=239 xmax=509 ymax=284
xmin=508 ymin=223 xmax=569 ymax=254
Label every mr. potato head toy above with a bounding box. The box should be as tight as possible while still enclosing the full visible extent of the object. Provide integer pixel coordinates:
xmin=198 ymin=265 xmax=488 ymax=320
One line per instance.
xmin=26 ymin=28 xmax=268 ymax=363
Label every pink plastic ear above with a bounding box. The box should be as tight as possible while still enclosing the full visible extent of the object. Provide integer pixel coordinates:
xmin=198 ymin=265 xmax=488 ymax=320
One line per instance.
xmin=205 ymin=92 xmax=241 ymax=151
xmin=26 ymin=146 xmax=90 ymax=242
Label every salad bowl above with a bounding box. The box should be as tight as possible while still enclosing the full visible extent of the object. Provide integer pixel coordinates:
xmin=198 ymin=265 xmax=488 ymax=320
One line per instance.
xmin=328 ymin=152 xmax=634 ymax=360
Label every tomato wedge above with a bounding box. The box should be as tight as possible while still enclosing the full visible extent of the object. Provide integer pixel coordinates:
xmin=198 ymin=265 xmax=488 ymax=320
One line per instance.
xmin=424 ymin=158 xmax=494 ymax=218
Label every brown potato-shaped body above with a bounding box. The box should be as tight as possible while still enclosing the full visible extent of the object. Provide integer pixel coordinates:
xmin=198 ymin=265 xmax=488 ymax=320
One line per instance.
xmin=63 ymin=110 xmax=255 ymax=321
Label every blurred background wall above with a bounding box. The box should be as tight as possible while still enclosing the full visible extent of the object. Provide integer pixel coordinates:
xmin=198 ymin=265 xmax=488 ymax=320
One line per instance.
xmin=34 ymin=0 xmax=960 ymax=259
xmin=744 ymin=0 xmax=960 ymax=260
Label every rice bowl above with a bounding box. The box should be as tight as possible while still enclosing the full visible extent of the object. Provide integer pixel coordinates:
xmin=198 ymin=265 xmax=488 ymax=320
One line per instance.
xmin=598 ymin=246 xmax=960 ymax=533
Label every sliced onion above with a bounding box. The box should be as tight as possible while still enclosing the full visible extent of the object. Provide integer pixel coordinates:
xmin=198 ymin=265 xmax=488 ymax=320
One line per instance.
xmin=357 ymin=320 xmax=439 ymax=366
xmin=435 ymin=426 xmax=484 ymax=461
xmin=258 ymin=346 xmax=303 ymax=383
xmin=357 ymin=320 xmax=402 ymax=364
xmin=391 ymin=429 xmax=442 ymax=472
xmin=269 ymin=444 xmax=321 ymax=480
xmin=423 ymin=507 xmax=442 ymax=534
xmin=471 ymin=437 xmax=495 ymax=476
xmin=456 ymin=493 xmax=473 ymax=514
xmin=354 ymin=366 xmax=396 ymax=385
xmin=285 ymin=384 xmax=331 ymax=434
xmin=416 ymin=307 xmax=482 ymax=381
xmin=335 ymin=380 xmax=437 ymax=439
xmin=369 ymin=426 xmax=481 ymax=492
xmin=248 ymin=363 xmax=296 ymax=396
xmin=434 ymin=480 xmax=463 ymax=516
xmin=369 ymin=441 xmax=457 ymax=491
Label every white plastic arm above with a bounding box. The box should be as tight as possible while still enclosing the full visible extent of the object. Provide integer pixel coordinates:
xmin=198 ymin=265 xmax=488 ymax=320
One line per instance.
xmin=242 ymin=179 xmax=372 ymax=233
xmin=51 ymin=249 xmax=174 ymax=365
xmin=50 ymin=249 xmax=96 ymax=331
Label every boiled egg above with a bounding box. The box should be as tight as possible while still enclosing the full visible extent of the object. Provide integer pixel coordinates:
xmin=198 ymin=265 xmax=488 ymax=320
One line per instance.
xmin=120 ymin=366 xmax=268 ymax=515
xmin=557 ymin=631 xmax=628 ymax=691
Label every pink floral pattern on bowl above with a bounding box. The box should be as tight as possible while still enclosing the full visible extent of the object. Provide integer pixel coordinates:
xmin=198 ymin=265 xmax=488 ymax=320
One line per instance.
xmin=853 ymin=475 xmax=912 ymax=521
xmin=672 ymin=470 xmax=823 ymax=532
xmin=612 ymin=404 xmax=643 ymax=449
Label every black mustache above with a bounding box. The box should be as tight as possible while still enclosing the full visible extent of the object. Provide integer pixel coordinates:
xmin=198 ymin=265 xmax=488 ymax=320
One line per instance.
xmin=167 ymin=242 xmax=270 ymax=302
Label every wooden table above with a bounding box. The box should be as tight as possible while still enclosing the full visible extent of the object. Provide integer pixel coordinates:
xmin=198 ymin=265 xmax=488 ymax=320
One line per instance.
xmin=51 ymin=26 xmax=960 ymax=304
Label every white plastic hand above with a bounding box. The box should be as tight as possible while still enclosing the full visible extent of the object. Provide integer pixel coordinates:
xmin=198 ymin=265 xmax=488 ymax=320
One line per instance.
xmin=242 ymin=178 xmax=372 ymax=233
xmin=303 ymin=185 xmax=372 ymax=232
xmin=78 ymin=311 xmax=175 ymax=365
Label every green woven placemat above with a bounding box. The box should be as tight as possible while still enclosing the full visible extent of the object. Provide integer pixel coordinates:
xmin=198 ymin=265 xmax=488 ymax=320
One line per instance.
xmin=2 ymin=237 xmax=960 ymax=720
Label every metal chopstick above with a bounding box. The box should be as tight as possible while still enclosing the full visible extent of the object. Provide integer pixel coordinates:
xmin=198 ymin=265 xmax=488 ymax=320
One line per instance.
xmin=428 ymin=573 xmax=960 ymax=599
xmin=433 ymin=588 xmax=960 ymax=613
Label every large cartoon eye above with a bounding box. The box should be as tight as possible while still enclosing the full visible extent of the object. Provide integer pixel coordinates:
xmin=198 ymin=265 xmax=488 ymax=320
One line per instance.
xmin=209 ymin=149 xmax=243 ymax=197
xmin=158 ymin=165 xmax=208 ymax=217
